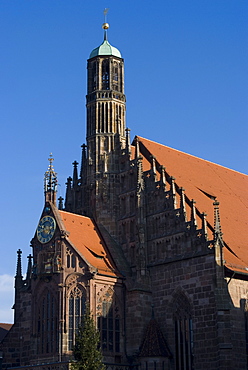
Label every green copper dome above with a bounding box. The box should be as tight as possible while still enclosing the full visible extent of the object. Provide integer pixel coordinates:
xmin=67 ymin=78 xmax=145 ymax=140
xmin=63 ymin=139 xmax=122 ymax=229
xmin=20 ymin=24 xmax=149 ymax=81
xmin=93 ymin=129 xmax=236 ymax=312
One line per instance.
xmin=89 ymin=39 xmax=122 ymax=59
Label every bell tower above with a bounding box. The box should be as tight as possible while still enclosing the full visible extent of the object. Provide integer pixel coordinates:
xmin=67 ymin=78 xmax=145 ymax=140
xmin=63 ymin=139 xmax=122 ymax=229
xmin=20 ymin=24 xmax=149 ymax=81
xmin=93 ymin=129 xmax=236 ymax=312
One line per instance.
xmin=65 ymin=16 xmax=128 ymax=232
xmin=86 ymin=20 xmax=126 ymax=176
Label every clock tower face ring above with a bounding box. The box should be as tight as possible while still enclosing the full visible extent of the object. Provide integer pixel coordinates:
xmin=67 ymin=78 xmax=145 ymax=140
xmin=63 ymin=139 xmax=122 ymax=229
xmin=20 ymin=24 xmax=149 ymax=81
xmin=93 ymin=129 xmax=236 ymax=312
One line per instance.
xmin=37 ymin=216 xmax=56 ymax=244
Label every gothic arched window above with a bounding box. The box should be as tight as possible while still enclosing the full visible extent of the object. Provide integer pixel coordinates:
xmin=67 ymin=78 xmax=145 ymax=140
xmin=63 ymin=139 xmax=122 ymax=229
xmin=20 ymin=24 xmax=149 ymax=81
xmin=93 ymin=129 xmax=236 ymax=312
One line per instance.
xmin=66 ymin=248 xmax=77 ymax=269
xmin=102 ymin=60 xmax=109 ymax=90
xmin=112 ymin=64 xmax=119 ymax=91
xmin=97 ymin=288 xmax=121 ymax=354
xmin=68 ymin=286 xmax=86 ymax=351
xmin=92 ymin=62 xmax=97 ymax=91
xmin=173 ymin=291 xmax=193 ymax=370
xmin=37 ymin=290 xmax=57 ymax=354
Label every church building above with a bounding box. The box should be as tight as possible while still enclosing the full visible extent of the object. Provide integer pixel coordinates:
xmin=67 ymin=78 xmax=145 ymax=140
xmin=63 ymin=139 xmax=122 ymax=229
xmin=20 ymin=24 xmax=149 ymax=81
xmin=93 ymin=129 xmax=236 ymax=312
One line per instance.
xmin=1 ymin=20 xmax=248 ymax=370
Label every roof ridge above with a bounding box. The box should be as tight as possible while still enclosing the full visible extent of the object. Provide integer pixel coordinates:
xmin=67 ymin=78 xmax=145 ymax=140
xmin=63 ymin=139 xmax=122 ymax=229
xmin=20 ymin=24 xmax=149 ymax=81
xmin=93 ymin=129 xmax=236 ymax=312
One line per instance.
xmin=58 ymin=210 xmax=92 ymax=221
xmin=136 ymin=136 xmax=248 ymax=176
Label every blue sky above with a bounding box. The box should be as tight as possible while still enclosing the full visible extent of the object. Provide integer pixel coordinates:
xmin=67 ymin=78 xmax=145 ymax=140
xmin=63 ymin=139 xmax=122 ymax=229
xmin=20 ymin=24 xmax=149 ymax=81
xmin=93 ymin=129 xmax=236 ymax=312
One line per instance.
xmin=0 ymin=0 xmax=247 ymax=322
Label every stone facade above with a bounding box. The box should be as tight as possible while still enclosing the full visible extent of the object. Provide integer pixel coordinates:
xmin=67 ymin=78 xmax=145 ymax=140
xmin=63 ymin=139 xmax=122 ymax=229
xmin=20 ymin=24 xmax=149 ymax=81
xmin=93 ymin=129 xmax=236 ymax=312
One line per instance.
xmin=1 ymin=29 xmax=248 ymax=370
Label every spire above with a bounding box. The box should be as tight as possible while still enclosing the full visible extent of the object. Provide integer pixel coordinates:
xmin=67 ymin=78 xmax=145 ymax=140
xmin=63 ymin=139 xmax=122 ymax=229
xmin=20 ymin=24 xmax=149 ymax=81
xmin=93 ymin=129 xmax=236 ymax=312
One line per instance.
xmin=137 ymin=156 xmax=144 ymax=193
xmin=58 ymin=196 xmax=64 ymax=210
xmin=89 ymin=8 xmax=121 ymax=59
xmin=201 ymin=212 xmax=208 ymax=240
xmin=102 ymin=8 xmax=109 ymax=41
xmin=65 ymin=176 xmax=73 ymax=211
xmin=72 ymin=161 xmax=78 ymax=188
xmin=160 ymin=166 xmax=166 ymax=189
xmin=151 ymin=155 xmax=157 ymax=176
xmin=135 ymin=137 xmax=140 ymax=159
xmin=15 ymin=249 xmax=23 ymax=279
xmin=14 ymin=249 xmax=23 ymax=322
xmin=179 ymin=187 xmax=187 ymax=221
xmin=190 ymin=199 xmax=197 ymax=228
xmin=15 ymin=249 xmax=23 ymax=291
xmin=80 ymin=143 xmax=87 ymax=180
xmin=26 ymin=254 xmax=33 ymax=281
xmin=213 ymin=200 xmax=223 ymax=241
xmin=44 ymin=153 xmax=57 ymax=205
xmin=170 ymin=176 xmax=177 ymax=208
xmin=125 ymin=128 xmax=131 ymax=155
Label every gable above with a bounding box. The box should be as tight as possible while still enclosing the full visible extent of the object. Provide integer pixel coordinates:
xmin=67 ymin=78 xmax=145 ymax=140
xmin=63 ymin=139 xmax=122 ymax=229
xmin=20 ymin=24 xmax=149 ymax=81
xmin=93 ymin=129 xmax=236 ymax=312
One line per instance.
xmin=136 ymin=136 xmax=248 ymax=273
xmin=58 ymin=210 xmax=119 ymax=277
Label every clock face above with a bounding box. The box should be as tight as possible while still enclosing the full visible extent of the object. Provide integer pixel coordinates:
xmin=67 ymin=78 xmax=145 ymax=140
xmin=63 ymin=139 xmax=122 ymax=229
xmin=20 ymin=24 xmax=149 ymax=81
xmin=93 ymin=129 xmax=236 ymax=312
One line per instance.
xmin=37 ymin=216 xmax=56 ymax=244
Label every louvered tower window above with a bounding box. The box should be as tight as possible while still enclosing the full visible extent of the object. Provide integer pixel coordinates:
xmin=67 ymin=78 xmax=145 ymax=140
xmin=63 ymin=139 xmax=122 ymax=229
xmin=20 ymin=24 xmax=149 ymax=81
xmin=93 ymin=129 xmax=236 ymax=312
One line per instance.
xmin=102 ymin=60 xmax=109 ymax=90
xmin=113 ymin=65 xmax=118 ymax=91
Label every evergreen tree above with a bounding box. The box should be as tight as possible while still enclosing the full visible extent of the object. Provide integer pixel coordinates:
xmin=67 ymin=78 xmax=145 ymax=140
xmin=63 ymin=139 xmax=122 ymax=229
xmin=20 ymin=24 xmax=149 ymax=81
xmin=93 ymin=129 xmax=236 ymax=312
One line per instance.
xmin=71 ymin=304 xmax=105 ymax=370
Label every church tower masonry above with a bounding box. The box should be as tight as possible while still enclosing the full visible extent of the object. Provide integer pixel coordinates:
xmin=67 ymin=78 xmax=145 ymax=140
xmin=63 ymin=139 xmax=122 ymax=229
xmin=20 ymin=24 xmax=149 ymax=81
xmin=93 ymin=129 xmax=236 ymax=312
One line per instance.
xmin=66 ymin=22 xmax=127 ymax=237
xmin=86 ymin=23 xmax=126 ymax=168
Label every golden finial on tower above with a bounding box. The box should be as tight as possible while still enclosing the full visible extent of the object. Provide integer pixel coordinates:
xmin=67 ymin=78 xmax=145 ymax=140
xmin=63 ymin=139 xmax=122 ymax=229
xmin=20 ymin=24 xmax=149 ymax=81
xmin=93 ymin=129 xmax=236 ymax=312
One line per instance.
xmin=48 ymin=152 xmax=54 ymax=166
xmin=102 ymin=8 xmax=110 ymax=32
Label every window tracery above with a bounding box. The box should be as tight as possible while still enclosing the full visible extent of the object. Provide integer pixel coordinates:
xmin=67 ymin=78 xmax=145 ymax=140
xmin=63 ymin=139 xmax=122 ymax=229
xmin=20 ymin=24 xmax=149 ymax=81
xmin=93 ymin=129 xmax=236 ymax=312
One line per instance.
xmin=112 ymin=63 xmax=119 ymax=91
xmin=68 ymin=285 xmax=86 ymax=351
xmin=66 ymin=247 xmax=77 ymax=269
xmin=37 ymin=289 xmax=57 ymax=354
xmin=102 ymin=60 xmax=110 ymax=90
xmin=173 ymin=291 xmax=193 ymax=370
xmin=97 ymin=286 xmax=121 ymax=353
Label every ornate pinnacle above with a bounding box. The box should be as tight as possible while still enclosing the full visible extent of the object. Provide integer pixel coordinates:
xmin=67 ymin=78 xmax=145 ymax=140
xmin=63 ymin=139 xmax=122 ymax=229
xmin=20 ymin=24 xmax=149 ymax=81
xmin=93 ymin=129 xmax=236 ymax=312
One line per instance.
xmin=44 ymin=154 xmax=57 ymax=192
xmin=44 ymin=153 xmax=58 ymax=204
xmin=58 ymin=196 xmax=64 ymax=210
xmin=15 ymin=249 xmax=23 ymax=279
xmin=170 ymin=176 xmax=177 ymax=208
xmin=201 ymin=212 xmax=208 ymax=240
xmin=160 ymin=166 xmax=166 ymax=187
xmin=26 ymin=254 xmax=33 ymax=280
xmin=190 ymin=199 xmax=197 ymax=228
xmin=125 ymin=128 xmax=131 ymax=155
xmin=72 ymin=160 xmax=79 ymax=188
xmin=213 ymin=200 xmax=223 ymax=240
xmin=179 ymin=187 xmax=186 ymax=221
xmin=80 ymin=144 xmax=87 ymax=179
xmin=135 ymin=138 xmax=140 ymax=158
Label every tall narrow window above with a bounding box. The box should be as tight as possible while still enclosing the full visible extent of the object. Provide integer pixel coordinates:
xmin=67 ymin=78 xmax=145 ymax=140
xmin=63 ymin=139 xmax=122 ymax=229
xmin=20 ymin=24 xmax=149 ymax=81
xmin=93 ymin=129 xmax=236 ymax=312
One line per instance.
xmin=93 ymin=62 xmax=97 ymax=91
xmin=97 ymin=289 xmax=121 ymax=354
xmin=110 ymin=102 xmax=113 ymax=132
xmin=113 ymin=65 xmax=118 ymax=91
xmin=101 ymin=102 xmax=105 ymax=132
xmin=175 ymin=317 xmax=193 ymax=370
xmin=102 ymin=60 xmax=109 ymax=90
xmin=105 ymin=103 xmax=108 ymax=132
xmin=68 ymin=286 xmax=86 ymax=351
xmin=173 ymin=292 xmax=193 ymax=370
xmin=37 ymin=290 xmax=57 ymax=354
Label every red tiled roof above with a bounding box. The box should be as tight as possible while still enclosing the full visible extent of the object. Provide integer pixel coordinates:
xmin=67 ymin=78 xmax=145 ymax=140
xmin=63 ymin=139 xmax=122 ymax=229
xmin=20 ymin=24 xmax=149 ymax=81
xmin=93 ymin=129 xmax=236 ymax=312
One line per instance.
xmin=58 ymin=210 xmax=118 ymax=277
xmin=136 ymin=136 xmax=248 ymax=274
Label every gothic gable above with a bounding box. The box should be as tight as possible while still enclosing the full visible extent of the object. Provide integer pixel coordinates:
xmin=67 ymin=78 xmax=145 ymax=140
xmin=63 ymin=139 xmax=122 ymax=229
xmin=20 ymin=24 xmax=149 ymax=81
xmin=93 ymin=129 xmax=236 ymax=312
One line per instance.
xmin=135 ymin=136 xmax=248 ymax=274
